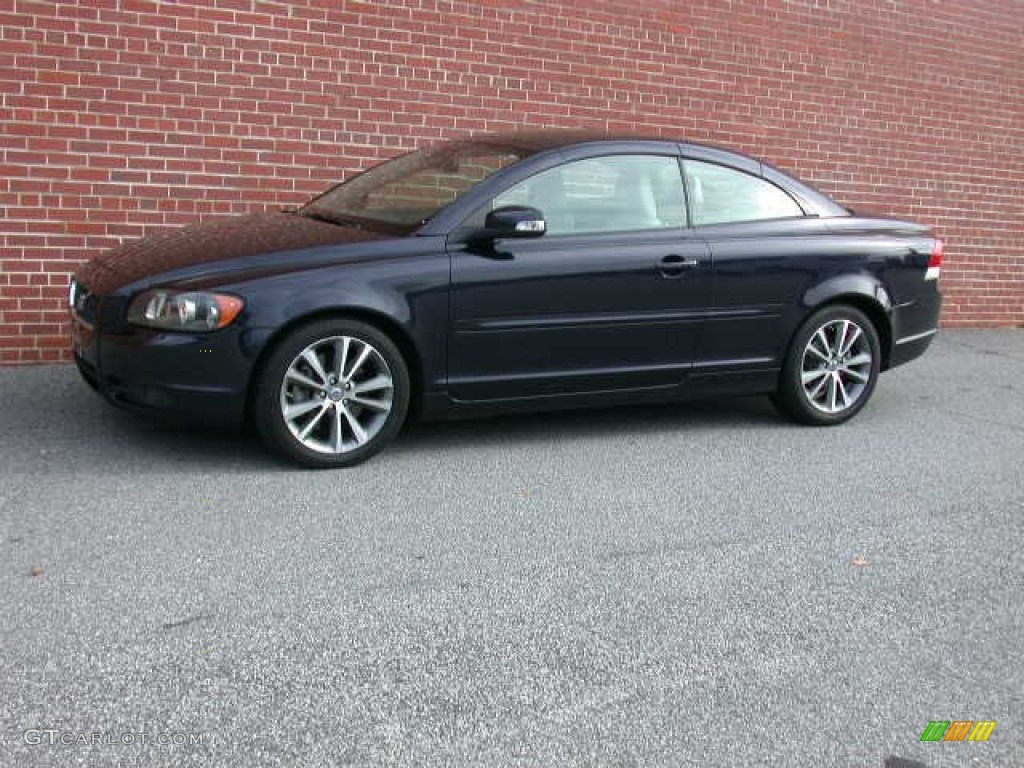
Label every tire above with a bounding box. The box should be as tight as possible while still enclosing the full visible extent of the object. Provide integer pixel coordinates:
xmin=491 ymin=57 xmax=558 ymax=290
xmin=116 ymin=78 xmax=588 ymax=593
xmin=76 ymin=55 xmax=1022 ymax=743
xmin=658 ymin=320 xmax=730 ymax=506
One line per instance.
xmin=774 ymin=305 xmax=881 ymax=426
xmin=253 ymin=317 xmax=410 ymax=468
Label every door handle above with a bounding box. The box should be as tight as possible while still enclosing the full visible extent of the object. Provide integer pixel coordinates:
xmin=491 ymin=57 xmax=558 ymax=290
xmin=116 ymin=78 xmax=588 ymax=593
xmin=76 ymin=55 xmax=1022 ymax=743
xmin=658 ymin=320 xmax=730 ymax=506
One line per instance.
xmin=659 ymin=254 xmax=700 ymax=277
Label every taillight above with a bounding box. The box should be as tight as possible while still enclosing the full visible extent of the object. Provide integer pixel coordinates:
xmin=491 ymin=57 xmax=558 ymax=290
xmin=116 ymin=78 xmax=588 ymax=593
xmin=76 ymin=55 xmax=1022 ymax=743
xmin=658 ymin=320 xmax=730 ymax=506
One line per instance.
xmin=924 ymin=239 xmax=943 ymax=281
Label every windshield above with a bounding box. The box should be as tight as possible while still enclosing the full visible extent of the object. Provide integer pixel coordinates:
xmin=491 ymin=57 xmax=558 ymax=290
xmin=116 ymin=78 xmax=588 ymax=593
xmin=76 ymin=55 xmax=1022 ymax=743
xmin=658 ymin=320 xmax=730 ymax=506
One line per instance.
xmin=299 ymin=143 xmax=525 ymax=235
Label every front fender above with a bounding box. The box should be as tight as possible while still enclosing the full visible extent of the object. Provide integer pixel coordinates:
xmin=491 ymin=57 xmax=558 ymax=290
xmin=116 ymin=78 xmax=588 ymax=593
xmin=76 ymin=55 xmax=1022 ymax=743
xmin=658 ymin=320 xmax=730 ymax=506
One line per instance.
xmin=227 ymin=252 xmax=451 ymax=396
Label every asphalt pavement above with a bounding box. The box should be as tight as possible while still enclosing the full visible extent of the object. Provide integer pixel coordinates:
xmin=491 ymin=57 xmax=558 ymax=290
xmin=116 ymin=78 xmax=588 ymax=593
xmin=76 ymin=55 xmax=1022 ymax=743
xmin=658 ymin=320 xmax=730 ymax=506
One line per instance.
xmin=1 ymin=330 xmax=1021 ymax=767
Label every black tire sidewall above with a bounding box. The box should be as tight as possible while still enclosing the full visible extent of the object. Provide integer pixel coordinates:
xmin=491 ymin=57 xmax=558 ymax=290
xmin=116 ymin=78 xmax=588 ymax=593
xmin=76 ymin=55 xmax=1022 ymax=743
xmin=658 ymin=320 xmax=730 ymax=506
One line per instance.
xmin=254 ymin=318 xmax=410 ymax=468
xmin=778 ymin=305 xmax=881 ymax=426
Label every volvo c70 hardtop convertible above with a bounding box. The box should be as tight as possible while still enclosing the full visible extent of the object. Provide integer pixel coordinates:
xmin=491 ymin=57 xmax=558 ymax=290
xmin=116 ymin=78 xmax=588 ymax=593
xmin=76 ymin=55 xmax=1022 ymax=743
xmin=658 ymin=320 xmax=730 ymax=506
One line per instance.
xmin=69 ymin=132 xmax=943 ymax=466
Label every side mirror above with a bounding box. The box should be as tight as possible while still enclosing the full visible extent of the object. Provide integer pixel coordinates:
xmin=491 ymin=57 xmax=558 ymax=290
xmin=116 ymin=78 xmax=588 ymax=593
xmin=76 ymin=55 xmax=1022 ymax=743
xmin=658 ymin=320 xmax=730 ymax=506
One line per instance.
xmin=483 ymin=205 xmax=546 ymax=238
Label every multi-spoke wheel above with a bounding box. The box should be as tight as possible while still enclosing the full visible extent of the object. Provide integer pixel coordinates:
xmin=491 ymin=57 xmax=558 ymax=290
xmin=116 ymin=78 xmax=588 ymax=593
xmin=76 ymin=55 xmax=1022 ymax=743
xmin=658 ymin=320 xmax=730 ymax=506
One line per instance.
xmin=255 ymin=318 xmax=410 ymax=467
xmin=774 ymin=305 xmax=881 ymax=426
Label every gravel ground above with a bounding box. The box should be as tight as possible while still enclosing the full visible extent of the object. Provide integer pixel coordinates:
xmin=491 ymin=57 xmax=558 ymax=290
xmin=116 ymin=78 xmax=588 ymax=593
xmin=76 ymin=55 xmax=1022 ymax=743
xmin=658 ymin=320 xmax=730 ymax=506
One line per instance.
xmin=0 ymin=329 xmax=1021 ymax=767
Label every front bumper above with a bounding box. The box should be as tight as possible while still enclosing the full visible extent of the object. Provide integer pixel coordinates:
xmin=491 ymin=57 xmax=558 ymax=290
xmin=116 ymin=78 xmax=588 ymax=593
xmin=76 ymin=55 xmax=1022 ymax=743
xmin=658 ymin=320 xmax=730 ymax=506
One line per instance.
xmin=71 ymin=307 xmax=253 ymax=428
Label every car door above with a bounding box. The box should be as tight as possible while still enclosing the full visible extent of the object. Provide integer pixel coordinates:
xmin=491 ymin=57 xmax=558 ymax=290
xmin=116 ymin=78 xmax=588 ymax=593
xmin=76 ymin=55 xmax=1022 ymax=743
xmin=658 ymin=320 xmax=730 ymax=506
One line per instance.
xmin=446 ymin=152 xmax=712 ymax=402
xmin=682 ymin=157 xmax=823 ymax=374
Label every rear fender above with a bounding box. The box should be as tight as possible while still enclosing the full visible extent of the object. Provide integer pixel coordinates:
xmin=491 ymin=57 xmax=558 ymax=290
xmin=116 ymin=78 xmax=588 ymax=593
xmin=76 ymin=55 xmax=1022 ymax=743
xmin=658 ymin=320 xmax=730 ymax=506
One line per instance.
xmin=801 ymin=274 xmax=894 ymax=368
xmin=803 ymin=273 xmax=893 ymax=313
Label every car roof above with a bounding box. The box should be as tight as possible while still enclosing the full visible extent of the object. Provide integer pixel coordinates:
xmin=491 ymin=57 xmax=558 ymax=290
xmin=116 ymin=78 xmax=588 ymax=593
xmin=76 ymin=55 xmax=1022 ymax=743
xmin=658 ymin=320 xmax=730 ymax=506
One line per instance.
xmin=434 ymin=130 xmax=847 ymax=218
xmin=447 ymin=130 xmax=737 ymax=159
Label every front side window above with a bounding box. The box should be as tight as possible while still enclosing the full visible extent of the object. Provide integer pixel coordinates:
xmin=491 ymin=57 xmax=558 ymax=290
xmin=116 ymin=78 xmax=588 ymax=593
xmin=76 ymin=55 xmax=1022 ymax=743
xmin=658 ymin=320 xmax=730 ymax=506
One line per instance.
xmin=684 ymin=160 xmax=804 ymax=226
xmin=486 ymin=154 xmax=687 ymax=236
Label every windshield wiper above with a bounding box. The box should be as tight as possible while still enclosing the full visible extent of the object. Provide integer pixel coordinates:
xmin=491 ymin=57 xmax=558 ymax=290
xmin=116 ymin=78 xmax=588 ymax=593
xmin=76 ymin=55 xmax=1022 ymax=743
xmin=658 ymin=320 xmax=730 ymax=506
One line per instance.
xmin=299 ymin=209 xmax=365 ymax=230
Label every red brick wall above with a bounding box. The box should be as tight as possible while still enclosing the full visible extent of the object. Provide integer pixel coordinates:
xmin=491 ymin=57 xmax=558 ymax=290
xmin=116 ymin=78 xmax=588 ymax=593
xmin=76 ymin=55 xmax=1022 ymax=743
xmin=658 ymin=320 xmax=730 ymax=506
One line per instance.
xmin=2 ymin=0 xmax=1021 ymax=363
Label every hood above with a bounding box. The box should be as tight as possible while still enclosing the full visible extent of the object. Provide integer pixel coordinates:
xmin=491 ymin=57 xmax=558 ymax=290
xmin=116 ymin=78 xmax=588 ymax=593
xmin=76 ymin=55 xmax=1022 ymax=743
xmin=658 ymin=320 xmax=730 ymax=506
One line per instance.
xmin=76 ymin=212 xmax=386 ymax=295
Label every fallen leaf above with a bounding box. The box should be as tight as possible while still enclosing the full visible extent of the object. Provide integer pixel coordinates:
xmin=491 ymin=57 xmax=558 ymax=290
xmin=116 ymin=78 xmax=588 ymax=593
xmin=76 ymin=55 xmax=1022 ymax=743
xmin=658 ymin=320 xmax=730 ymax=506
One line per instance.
xmin=29 ymin=565 xmax=46 ymax=577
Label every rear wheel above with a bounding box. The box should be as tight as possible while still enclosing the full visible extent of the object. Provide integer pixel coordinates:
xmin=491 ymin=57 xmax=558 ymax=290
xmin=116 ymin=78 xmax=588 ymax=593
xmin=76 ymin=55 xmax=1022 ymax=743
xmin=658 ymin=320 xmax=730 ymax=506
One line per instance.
xmin=774 ymin=305 xmax=881 ymax=426
xmin=254 ymin=318 xmax=410 ymax=467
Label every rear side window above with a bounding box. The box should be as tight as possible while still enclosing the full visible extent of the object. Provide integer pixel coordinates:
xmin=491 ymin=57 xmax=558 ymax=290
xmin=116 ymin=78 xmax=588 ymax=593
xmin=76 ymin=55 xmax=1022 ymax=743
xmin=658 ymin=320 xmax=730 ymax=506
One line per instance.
xmin=684 ymin=160 xmax=804 ymax=226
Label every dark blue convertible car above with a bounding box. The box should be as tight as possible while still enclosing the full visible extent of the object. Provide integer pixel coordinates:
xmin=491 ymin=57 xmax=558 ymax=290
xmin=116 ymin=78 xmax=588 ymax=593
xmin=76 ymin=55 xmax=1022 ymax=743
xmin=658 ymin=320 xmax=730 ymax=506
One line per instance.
xmin=70 ymin=132 xmax=943 ymax=466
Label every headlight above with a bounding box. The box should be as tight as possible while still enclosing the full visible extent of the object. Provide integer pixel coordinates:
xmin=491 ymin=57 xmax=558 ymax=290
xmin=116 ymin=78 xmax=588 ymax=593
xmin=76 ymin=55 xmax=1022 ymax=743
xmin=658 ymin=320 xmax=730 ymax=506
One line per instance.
xmin=127 ymin=290 xmax=244 ymax=331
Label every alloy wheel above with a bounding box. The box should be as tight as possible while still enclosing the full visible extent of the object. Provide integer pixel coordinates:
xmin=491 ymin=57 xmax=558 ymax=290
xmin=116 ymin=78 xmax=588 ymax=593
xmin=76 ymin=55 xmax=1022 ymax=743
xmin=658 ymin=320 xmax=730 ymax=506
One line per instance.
xmin=279 ymin=335 xmax=394 ymax=454
xmin=799 ymin=318 xmax=873 ymax=414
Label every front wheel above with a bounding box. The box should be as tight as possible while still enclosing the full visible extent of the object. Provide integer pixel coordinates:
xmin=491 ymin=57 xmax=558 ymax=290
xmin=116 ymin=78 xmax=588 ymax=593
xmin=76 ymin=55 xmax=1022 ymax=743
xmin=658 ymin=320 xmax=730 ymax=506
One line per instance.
xmin=774 ymin=305 xmax=881 ymax=426
xmin=254 ymin=318 xmax=410 ymax=468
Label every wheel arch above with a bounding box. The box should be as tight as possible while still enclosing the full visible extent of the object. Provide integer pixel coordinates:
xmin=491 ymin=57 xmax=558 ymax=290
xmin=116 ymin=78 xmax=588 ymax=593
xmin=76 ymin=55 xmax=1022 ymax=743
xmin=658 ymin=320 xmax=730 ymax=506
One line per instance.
xmin=244 ymin=306 xmax=425 ymax=426
xmin=802 ymin=277 xmax=894 ymax=370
